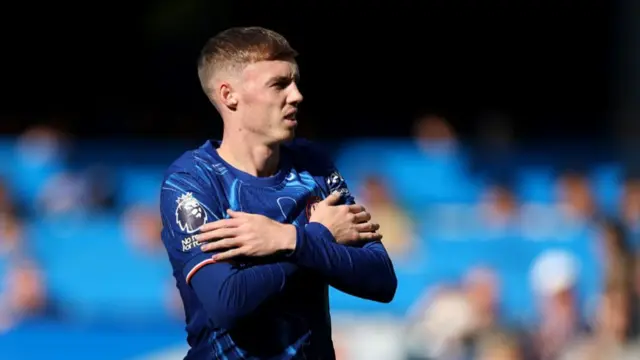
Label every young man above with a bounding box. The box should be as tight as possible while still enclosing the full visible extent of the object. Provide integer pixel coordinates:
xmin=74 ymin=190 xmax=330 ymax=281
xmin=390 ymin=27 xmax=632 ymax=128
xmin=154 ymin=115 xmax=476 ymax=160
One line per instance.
xmin=160 ymin=27 xmax=397 ymax=359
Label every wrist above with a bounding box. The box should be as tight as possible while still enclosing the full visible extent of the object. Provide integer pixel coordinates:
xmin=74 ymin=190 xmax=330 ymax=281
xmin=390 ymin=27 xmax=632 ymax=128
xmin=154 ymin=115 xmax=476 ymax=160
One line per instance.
xmin=280 ymin=224 xmax=298 ymax=252
xmin=306 ymin=222 xmax=336 ymax=243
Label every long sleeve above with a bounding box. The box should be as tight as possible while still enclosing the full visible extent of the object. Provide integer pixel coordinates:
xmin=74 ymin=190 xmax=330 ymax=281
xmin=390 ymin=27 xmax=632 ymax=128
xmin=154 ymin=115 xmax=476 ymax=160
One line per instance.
xmin=189 ymin=260 xmax=298 ymax=329
xmin=288 ymin=222 xmax=397 ymax=303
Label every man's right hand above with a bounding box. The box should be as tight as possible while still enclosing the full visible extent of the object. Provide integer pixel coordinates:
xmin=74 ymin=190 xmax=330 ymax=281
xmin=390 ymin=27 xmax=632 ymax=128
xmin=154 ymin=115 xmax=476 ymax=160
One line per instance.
xmin=309 ymin=192 xmax=382 ymax=244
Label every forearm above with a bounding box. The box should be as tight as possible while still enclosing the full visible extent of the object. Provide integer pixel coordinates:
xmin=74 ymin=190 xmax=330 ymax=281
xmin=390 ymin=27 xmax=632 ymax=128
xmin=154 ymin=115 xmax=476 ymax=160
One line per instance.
xmin=285 ymin=223 xmax=397 ymax=303
xmin=190 ymin=259 xmax=298 ymax=329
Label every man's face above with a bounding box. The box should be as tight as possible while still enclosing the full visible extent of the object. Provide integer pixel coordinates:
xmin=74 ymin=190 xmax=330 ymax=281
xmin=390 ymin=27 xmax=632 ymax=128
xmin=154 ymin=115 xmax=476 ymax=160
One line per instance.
xmin=236 ymin=59 xmax=303 ymax=143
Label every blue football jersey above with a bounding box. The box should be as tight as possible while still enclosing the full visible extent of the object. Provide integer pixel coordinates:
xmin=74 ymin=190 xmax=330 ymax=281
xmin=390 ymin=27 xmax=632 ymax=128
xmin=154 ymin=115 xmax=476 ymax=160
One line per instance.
xmin=160 ymin=139 xmax=354 ymax=359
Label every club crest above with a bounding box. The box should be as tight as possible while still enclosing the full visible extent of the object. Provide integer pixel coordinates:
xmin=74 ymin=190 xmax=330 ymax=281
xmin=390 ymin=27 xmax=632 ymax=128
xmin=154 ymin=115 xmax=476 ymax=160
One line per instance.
xmin=326 ymin=171 xmax=345 ymax=191
xmin=175 ymin=192 xmax=208 ymax=233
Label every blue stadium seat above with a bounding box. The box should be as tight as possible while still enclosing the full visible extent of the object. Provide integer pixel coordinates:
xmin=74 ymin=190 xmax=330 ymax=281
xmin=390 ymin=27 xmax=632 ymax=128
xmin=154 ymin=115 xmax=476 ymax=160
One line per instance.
xmin=515 ymin=166 xmax=556 ymax=203
xmin=337 ymin=140 xmax=481 ymax=207
xmin=1 ymin=144 xmax=66 ymax=207
xmin=27 ymin=213 xmax=172 ymax=322
xmin=115 ymin=166 xmax=165 ymax=209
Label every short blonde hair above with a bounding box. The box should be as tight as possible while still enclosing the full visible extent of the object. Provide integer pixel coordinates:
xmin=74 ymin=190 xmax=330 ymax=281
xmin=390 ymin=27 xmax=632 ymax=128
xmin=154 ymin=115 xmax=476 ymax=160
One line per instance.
xmin=197 ymin=27 xmax=298 ymax=95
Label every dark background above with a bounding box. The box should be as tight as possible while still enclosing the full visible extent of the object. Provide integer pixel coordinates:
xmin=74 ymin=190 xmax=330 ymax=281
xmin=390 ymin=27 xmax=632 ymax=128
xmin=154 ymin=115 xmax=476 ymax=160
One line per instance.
xmin=1 ymin=0 xmax=618 ymax=142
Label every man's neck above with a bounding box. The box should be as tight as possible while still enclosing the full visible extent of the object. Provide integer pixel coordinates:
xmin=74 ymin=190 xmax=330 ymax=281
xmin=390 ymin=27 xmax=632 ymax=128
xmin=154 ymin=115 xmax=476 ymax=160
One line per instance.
xmin=217 ymin=132 xmax=281 ymax=177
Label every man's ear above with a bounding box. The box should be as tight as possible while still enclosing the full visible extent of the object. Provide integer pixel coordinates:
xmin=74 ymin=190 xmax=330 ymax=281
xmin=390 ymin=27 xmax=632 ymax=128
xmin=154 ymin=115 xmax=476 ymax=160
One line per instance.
xmin=219 ymin=82 xmax=238 ymax=110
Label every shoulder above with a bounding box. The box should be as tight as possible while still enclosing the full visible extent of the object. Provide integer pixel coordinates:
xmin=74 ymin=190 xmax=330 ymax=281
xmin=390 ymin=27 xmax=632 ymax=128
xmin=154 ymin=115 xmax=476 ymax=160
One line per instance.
xmin=160 ymin=145 xmax=225 ymax=218
xmin=163 ymin=151 xmax=199 ymax=188
xmin=161 ymin=142 xmax=223 ymax=192
xmin=163 ymin=146 xmax=206 ymax=181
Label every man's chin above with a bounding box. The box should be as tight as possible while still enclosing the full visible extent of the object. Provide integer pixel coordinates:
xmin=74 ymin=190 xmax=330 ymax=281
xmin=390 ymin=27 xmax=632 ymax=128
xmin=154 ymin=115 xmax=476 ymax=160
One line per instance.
xmin=268 ymin=129 xmax=296 ymax=144
xmin=282 ymin=129 xmax=296 ymax=142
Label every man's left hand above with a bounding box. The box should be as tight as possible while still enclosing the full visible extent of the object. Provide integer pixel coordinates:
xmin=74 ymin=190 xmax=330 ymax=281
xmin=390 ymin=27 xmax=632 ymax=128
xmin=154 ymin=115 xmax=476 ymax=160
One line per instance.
xmin=197 ymin=209 xmax=296 ymax=262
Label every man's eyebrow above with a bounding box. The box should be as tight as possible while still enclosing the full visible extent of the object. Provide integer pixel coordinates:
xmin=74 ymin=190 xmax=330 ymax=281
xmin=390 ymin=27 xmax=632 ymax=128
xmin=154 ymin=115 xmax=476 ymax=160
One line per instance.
xmin=268 ymin=75 xmax=290 ymax=83
xmin=267 ymin=73 xmax=299 ymax=84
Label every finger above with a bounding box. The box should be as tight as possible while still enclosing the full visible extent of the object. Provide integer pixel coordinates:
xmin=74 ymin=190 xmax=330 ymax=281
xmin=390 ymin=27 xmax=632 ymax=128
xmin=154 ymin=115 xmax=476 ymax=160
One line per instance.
xmin=200 ymin=218 xmax=242 ymax=232
xmin=352 ymin=211 xmax=372 ymax=223
xmin=227 ymin=209 xmax=249 ymax=218
xmin=357 ymin=232 xmax=383 ymax=241
xmin=196 ymin=227 xmax=238 ymax=242
xmin=322 ymin=191 xmax=342 ymax=205
xmin=200 ymin=238 xmax=239 ymax=252
xmin=355 ymin=222 xmax=379 ymax=233
xmin=348 ymin=204 xmax=366 ymax=213
xmin=212 ymin=247 xmax=245 ymax=262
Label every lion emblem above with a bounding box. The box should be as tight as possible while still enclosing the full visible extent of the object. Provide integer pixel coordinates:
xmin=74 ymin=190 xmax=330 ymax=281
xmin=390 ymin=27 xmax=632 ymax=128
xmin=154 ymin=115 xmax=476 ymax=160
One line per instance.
xmin=326 ymin=170 xmax=350 ymax=197
xmin=327 ymin=171 xmax=344 ymax=190
xmin=175 ymin=192 xmax=207 ymax=233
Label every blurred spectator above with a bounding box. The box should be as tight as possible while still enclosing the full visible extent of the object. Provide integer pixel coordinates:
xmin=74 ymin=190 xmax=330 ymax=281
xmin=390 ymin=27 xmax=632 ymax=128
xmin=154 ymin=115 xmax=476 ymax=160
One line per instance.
xmin=0 ymin=214 xmax=22 ymax=257
xmin=0 ymin=257 xmax=46 ymax=332
xmin=1 ymin=261 xmax=46 ymax=317
xmin=10 ymin=124 xmax=69 ymax=210
xmin=0 ymin=179 xmax=21 ymax=257
xmin=0 ymin=188 xmax=46 ymax=332
xmin=478 ymin=183 xmax=519 ymax=236
xmin=621 ymin=178 xmax=640 ymax=223
xmin=530 ymin=250 xmax=586 ymax=360
xmin=35 ymin=165 xmax=117 ymax=216
xmin=475 ymin=330 xmax=523 ymax=360
xmin=405 ymin=286 xmax=474 ymax=360
xmin=594 ymin=219 xmax=640 ymax=336
xmin=405 ymin=266 xmax=504 ymax=360
xmin=621 ymin=178 xmax=640 ymax=246
xmin=122 ymin=204 xmax=163 ymax=255
xmin=357 ymin=175 xmax=416 ymax=259
xmin=555 ymin=171 xmax=598 ymax=224
xmin=560 ymin=282 xmax=640 ymax=360
xmin=412 ymin=114 xmax=458 ymax=157
xmin=0 ymin=178 xmax=16 ymax=217
xmin=36 ymin=171 xmax=90 ymax=215
xmin=403 ymin=113 xmax=481 ymax=206
xmin=463 ymin=267 xmax=501 ymax=337
xmin=36 ymin=167 xmax=115 ymax=215
xmin=597 ymin=220 xmax=636 ymax=295
xmin=15 ymin=124 xmax=69 ymax=167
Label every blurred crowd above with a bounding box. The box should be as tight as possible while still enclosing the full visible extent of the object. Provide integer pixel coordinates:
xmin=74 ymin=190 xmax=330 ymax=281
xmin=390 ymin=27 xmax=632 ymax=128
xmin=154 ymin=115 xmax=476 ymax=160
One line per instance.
xmin=1 ymin=116 xmax=640 ymax=360
xmin=344 ymin=115 xmax=640 ymax=360
xmin=0 ymin=125 xmax=175 ymax=330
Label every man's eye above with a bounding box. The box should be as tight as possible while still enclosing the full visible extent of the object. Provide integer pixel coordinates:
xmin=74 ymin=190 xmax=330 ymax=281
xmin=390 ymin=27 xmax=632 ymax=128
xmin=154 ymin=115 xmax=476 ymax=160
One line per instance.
xmin=273 ymin=81 xmax=288 ymax=89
